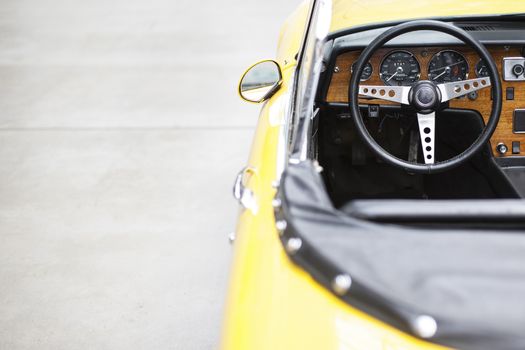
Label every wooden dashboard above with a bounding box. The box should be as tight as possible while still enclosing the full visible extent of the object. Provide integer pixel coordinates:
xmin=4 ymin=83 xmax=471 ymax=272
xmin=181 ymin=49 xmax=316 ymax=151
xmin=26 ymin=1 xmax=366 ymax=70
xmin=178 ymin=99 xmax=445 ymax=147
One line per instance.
xmin=326 ymin=46 xmax=525 ymax=157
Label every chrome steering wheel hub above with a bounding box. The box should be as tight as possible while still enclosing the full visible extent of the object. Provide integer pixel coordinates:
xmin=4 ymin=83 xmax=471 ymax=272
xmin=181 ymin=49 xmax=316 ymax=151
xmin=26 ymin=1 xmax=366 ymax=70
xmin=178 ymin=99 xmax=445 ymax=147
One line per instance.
xmin=409 ymin=81 xmax=442 ymax=114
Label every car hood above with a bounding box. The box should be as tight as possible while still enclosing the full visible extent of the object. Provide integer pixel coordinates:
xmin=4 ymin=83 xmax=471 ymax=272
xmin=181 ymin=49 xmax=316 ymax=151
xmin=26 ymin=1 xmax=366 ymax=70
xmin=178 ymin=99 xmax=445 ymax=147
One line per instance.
xmin=330 ymin=0 xmax=525 ymax=34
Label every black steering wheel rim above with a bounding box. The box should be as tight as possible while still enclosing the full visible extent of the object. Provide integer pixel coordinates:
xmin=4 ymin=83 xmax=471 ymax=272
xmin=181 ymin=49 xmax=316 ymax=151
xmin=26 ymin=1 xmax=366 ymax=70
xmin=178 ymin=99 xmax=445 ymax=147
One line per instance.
xmin=349 ymin=20 xmax=502 ymax=174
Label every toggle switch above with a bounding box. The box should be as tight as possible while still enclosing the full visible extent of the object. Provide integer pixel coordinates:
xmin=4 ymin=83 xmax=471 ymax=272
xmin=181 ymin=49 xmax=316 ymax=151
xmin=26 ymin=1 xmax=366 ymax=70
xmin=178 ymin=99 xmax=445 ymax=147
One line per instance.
xmin=512 ymin=141 xmax=521 ymax=154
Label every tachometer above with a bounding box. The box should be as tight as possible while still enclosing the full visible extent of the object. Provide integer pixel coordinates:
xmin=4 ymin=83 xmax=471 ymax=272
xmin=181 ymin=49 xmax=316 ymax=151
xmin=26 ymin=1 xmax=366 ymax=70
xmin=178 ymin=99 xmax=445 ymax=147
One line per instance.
xmin=379 ymin=50 xmax=420 ymax=86
xmin=428 ymin=50 xmax=469 ymax=83
xmin=351 ymin=62 xmax=373 ymax=81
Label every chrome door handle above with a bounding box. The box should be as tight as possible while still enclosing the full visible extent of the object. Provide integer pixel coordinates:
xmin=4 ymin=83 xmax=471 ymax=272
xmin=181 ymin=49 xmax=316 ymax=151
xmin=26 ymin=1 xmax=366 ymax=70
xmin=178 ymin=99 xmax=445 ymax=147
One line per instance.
xmin=233 ymin=167 xmax=258 ymax=214
xmin=232 ymin=169 xmax=245 ymax=201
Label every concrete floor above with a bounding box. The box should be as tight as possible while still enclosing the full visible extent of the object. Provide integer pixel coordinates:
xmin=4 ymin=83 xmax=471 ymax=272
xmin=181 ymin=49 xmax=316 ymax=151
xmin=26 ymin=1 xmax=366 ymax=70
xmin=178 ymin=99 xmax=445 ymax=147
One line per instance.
xmin=0 ymin=0 xmax=300 ymax=349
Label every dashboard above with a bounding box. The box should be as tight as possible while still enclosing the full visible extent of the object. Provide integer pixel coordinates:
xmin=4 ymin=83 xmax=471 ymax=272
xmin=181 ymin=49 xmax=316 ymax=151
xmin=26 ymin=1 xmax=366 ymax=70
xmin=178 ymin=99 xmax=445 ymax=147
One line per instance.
xmin=325 ymin=45 xmax=525 ymax=158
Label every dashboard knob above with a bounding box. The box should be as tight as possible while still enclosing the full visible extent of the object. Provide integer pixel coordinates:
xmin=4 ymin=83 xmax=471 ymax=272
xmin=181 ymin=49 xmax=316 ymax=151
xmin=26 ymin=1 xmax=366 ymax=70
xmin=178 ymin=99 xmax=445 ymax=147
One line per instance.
xmin=496 ymin=143 xmax=508 ymax=155
xmin=512 ymin=64 xmax=524 ymax=77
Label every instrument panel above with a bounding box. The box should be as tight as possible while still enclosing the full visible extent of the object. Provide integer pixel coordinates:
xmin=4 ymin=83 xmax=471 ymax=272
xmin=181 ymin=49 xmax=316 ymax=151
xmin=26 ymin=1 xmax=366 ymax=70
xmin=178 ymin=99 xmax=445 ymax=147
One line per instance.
xmin=325 ymin=46 xmax=525 ymax=157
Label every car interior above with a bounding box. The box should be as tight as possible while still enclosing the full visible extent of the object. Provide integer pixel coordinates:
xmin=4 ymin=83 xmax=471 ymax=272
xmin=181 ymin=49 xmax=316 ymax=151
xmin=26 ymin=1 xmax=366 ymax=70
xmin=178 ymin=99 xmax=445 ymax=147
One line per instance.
xmin=311 ymin=20 xmax=525 ymax=226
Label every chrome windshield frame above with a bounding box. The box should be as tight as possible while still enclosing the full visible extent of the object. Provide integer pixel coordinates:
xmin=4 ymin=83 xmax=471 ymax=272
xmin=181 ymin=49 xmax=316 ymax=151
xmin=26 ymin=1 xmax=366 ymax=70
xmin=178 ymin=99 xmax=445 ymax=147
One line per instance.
xmin=276 ymin=0 xmax=332 ymax=180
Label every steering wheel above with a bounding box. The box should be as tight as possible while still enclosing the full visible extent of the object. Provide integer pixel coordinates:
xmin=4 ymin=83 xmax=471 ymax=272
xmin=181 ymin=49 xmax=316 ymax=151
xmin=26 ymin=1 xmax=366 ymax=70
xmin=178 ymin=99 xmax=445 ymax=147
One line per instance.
xmin=349 ymin=20 xmax=502 ymax=174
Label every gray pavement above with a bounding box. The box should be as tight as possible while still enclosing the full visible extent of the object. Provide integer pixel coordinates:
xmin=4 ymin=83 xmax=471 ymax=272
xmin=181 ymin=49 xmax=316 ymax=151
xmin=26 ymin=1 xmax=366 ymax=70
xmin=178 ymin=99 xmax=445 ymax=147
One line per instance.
xmin=0 ymin=1 xmax=300 ymax=349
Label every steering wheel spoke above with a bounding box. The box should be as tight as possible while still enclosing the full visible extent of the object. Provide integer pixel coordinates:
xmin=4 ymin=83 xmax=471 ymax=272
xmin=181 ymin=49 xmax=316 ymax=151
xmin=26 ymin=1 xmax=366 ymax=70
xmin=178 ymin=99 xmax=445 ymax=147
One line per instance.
xmin=437 ymin=77 xmax=491 ymax=103
xmin=359 ymin=85 xmax=410 ymax=105
xmin=417 ymin=112 xmax=436 ymax=165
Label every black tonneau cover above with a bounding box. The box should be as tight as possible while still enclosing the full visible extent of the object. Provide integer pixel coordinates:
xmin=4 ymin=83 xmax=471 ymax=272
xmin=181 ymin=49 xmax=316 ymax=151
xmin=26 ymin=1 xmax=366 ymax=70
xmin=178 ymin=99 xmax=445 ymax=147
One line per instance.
xmin=276 ymin=161 xmax=525 ymax=350
xmin=342 ymin=199 xmax=525 ymax=223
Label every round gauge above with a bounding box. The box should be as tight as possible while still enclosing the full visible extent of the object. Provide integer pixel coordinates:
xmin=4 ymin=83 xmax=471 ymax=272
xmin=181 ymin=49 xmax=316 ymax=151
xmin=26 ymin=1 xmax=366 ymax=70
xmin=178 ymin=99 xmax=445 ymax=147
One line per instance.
xmin=475 ymin=59 xmax=489 ymax=77
xmin=380 ymin=51 xmax=421 ymax=86
xmin=428 ymin=50 xmax=469 ymax=83
xmin=351 ymin=62 xmax=373 ymax=81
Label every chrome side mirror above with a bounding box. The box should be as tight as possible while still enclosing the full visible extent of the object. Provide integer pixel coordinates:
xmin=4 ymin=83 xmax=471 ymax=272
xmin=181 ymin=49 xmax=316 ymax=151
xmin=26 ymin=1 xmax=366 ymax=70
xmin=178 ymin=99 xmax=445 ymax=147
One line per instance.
xmin=238 ymin=60 xmax=282 ymax=103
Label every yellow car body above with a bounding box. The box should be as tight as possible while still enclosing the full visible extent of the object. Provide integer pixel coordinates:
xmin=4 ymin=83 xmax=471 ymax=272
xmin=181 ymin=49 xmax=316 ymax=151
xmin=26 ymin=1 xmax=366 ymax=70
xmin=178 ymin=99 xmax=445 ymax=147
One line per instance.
xmin=221 ymin=1 xmax=525 ymax=349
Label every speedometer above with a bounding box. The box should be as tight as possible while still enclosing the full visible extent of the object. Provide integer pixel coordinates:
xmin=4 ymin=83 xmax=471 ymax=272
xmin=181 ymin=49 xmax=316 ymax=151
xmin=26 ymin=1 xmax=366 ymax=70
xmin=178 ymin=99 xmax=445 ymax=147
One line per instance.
xmin=428 ymin=50 xmax=469 ymax=83
xmin=379 ymin=50 xmax=421 ymax=86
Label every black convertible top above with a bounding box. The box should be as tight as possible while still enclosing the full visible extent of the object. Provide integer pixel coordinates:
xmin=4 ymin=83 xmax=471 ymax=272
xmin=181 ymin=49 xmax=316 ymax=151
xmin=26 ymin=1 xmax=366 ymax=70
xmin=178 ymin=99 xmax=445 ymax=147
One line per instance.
xmin=275 ymin=161 xmax=525 ymax=350
xmin=341 ymin=199 xmax=525 ymax=223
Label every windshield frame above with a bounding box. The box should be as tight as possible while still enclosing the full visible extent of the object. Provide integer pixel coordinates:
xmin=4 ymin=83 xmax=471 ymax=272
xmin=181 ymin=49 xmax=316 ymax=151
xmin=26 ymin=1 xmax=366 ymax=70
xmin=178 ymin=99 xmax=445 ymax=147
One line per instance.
xmin=286 ymin=0 xmax=332 ymax=164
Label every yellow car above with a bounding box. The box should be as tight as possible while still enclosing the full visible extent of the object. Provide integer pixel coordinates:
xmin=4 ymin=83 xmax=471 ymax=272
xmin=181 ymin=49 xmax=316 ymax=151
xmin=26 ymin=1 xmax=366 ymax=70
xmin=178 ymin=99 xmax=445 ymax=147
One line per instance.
xmin=222 ymin=1 xmax=525 ymax=349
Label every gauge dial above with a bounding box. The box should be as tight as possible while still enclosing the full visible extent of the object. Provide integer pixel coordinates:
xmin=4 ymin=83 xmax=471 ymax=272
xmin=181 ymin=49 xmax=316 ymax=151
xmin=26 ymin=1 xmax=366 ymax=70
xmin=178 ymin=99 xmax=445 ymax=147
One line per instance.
xmin=351 ymin=62 xmax=373 ymax=81
xmin=475 ymin=59 xmax=489 ymax=77
xmin=428 ymin=50 xmax=469 ymax=83
xmin=380 ymin=51 xmax=421 ymax=86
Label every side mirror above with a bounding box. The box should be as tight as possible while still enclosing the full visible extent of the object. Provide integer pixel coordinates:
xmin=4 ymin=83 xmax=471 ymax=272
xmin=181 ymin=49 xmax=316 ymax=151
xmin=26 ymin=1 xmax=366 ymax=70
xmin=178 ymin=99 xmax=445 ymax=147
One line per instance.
xmin=238 ymin=60 xmax=282 ymax=103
